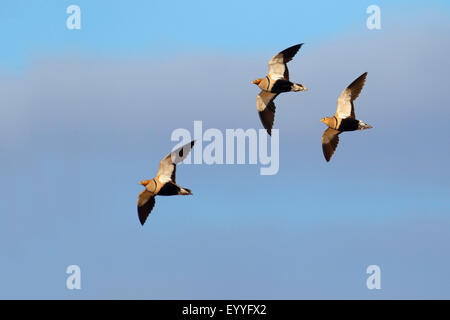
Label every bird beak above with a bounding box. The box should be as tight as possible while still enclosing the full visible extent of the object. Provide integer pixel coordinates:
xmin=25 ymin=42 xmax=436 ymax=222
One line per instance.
xmin=252 ymin=79 xmax=261 ymax=85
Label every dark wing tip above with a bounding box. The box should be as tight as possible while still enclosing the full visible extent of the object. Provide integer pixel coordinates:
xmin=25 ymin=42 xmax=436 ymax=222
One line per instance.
xmin=347 ymin=72 xmax=368 ymax=101
xmin=137 ymin=196 xmax=155 ymax=226
xmin=359 ymin=72 xmax=368 ymax=84
xmin=322 ymin=129 xmax=340 ymax=162
xmin=352 ymin=72 xmax=368 ymax=84
xmin=258 ymin=108 xmax=275 ymax=137
xmin=322 ymin=144 xmax=332 ymax=162
xmin=177 ymin=140 xmax=195 ymax=158
xmin=279 ymin=43 xmax=304 ymax=62
xmin=349 ymin=72 xmax=367 ymax=83
xmin=290 ymin=43 xmax=304 ymax=50
xmin=138 ymin=207 xmax=147 ymax=226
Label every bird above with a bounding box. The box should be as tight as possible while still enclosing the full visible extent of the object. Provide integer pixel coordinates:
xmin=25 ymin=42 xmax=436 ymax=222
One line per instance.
xmin=252 ymin=43 xmax=307 ymax=135
xmin=320 ymin=72 xmax=372 ymax=162
xmin=137 ymin=140 xmax=195 ymax=226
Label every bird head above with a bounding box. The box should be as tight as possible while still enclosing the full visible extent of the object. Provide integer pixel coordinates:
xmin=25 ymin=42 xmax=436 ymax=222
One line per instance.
xmin=320 ymin=117 xmax=333 ymax=126
xmin=252 ymin=78 xmax=263 ymax=85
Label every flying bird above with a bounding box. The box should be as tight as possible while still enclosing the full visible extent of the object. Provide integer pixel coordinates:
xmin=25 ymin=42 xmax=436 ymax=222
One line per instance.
xmin=320 ymin=72 xmax=372 ymax=162
xmin=137 ymin=140 xmax=195 ymax=226
xmin=252 ymin=43 xmax=307 ymax=135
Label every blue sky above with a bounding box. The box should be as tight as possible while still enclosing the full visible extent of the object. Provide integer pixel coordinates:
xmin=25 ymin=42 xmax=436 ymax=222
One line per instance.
xmin=0 ymin=1 xmax=449 ymax=299
xmin=1 ymin=0 xmax=449 ymax=69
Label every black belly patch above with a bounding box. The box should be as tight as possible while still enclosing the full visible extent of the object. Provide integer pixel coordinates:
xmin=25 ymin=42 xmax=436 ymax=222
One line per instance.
xmin=158 ymin=182 xmax=180 ymax=196
xmin=271 ymin=80 xmax=293 ymax=93
xmin=338 ymin=118 xmax=359 ymax=131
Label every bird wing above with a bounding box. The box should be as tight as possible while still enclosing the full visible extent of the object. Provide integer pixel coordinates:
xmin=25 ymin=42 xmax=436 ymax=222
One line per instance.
xmin=268 ymin=43 xmax=303 ymax=81
xmin=336 ymin=72 xmax=367 ymax=119
xmin=335 ymin=72 xmax=367 ymax=119
xmin=156 ymin=140 xmax=195 ymax=183
xmin=137 ymin=190 xmax=155 ymax=226
xmin=322 ymin=128 xmax=340 ymax=162
xmin=257 ymin=90 xmax=278 ymax=136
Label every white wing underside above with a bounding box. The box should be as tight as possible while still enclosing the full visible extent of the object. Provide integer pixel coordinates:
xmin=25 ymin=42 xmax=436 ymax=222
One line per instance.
xmin=257 ymin=91 xmax=277 ymax=112
xmin=335 ymin=72 xmax=367 ymax=119
xmin=157 ymin=141 xmax=194 ymax=183
xmin=336 ymin=88 xmax=353 ymax=119
xmin=268 ymin=62 xmax=287 ymax=80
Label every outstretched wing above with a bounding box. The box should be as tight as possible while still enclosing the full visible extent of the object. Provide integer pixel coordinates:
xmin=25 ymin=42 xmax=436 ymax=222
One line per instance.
xmin=156 ymin=140 xmax=195 ymax=183
xmin=336 ymin=72 xmax=367 ymax=119
xmin=137 ymin=190 xmax=155 ymax=226
xmin=322 ymin=128 xmax=340 ymax=162
xmin=257 ymin=90 xmax=278 ymax=135
xmin=268 ymin=43 xmax=303 ymax=80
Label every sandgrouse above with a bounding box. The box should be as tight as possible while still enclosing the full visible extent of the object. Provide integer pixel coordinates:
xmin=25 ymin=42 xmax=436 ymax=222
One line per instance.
xmin=252 ymin=44 xmax=307 ymax=135
xmin=321 ymin=72 xmax=372 ymax=162
xmin=137 ymin=140 xmax=195 ymax=225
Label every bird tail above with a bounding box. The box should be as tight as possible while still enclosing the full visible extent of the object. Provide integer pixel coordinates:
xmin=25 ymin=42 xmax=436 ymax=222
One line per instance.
xmin=291 ymin=83 xmax=307 ymax=92
xmin=179 ymin=187 xmax=192 ymax=195
xmin=358 ymin=121 xmax=373 ymax=130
